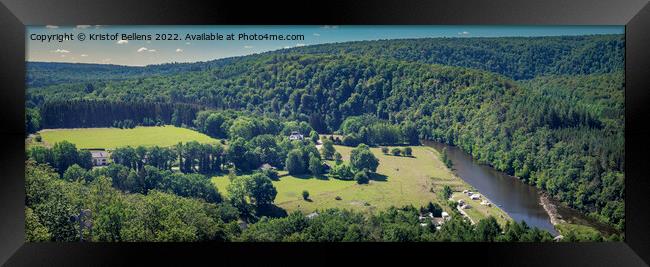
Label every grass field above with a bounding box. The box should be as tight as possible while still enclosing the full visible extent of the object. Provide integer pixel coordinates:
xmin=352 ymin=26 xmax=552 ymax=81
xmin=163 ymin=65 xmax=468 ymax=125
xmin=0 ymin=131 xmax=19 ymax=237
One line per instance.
xmin=556 ymin=222 xmax=601 ymax=239
xmin=37 ymin=125 xmax=219 ymax=149
xmin=212 ymin=144 xmax=499 ymax=219
xmin=451 ymin=192 xmax=510 ymax=226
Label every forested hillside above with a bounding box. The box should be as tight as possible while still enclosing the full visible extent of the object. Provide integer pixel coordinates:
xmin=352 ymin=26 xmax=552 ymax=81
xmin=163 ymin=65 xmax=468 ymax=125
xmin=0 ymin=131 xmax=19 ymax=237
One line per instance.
xmin=25 ymin=34 xmax=625 ymax=230
xmin=282 ymin=34 xmax=625 ymax=80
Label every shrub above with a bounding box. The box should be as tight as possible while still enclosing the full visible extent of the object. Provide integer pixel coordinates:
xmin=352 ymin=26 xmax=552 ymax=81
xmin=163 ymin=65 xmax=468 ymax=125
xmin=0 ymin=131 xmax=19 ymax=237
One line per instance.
xmin=381 ymin=147 xmax=389 ymax=154
xmin=354 ymin=171 xmax=369 ymax=184
xmin=308 ymin=156 xmax=323 ymax=175
xmin=391 ymin=147 xmax=402 ymax=156
xmin=403 ymin=147 xmax=413 ymax=157
xmin=334 ymin=152 xmax=343 ymax=165
xmin=260 ymin=169 xmax=279 ymax=181
xmin=302 ymin=190 xmax=310 ymax=200
xmin=331 ymin=163 xmax=354 ymax=180
xmin=343 ymin=134 xmax=362 ymax=147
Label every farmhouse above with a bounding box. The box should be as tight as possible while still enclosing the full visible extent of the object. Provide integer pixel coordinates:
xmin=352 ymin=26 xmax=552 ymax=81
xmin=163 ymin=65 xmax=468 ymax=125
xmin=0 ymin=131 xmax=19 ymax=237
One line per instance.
xmin=90 ymin=151 xmax=109 ymax=166
xmin=289 ymin=131 xmax=304 ymax=140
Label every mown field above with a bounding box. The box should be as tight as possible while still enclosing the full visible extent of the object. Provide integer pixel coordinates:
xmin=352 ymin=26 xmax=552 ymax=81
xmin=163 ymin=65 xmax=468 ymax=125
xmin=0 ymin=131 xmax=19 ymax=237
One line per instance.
xmin=451 ymin=192 xmax=510 ymax=226
xmin=37 ymin=125 xmax=219 ymax=149
xmin=213 ymin=144 xmax=508 ymax=223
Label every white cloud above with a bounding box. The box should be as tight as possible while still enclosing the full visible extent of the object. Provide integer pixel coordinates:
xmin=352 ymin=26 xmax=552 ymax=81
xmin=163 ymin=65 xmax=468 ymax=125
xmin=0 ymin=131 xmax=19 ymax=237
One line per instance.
xmin=243 ymin=45 xmax=253 ymax=49
xmin=137 ymin=47 xmax=148 ymax=52
xmin=80 ymin=54 xmax=88 ymax=57
xmin=147 ymin=49 xmax=156 ymax=53
xmin=313 ymin=33 xmax=320 ymax=36
xmin=52 ymin=49 xmax=70 ymax=53
xmin=458 ymin=31 xmax=470 ymax=36
xmin=76 ymin=25 xmax=91 ymax=29
xmin=117 ymin=39 xmax=128 ymax=44
xmin=175 ymin=48 xmax=183 ymax=52
xmin=283 ymin=43 xmax=307 ymax=49
xmin=45 ymin=25 xmax=58 ymax=29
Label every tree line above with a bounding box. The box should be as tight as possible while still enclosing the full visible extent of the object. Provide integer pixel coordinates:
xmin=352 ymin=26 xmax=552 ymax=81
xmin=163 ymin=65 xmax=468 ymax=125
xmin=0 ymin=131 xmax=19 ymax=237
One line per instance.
xmin=29 ymin=158 xmax=589 ymax=242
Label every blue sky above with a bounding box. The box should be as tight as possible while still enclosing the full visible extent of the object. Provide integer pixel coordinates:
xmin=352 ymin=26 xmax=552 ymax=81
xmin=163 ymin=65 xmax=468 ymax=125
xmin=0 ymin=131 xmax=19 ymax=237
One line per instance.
xmin=26 ymin=25 xmax=624 ymax=66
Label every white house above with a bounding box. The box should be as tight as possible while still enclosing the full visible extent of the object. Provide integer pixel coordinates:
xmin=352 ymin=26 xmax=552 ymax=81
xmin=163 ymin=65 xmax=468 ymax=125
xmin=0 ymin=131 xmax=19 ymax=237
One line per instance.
xmin=441 ymin=211 xmax=450 ymax=219
xmin=90 ymin=151 xmax=109 ymax=166
xmin=470 ymin=194 xmax=481 ymax=200
xmin=289 ymin=131 xmax=304 ymax=140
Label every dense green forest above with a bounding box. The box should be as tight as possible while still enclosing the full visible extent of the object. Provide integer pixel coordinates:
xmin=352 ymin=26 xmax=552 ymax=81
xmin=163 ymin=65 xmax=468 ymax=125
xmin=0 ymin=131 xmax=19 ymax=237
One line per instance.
xmin=26 ymin=34 xmax=625 ymax=234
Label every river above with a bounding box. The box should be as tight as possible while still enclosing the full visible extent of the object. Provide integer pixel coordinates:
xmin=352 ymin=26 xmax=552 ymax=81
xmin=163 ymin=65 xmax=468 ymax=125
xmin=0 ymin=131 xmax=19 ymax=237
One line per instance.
xmin=423 ymin=140 xmax=620 ymax=237
xmin=423 ymin=140 xmax=560 ymax=235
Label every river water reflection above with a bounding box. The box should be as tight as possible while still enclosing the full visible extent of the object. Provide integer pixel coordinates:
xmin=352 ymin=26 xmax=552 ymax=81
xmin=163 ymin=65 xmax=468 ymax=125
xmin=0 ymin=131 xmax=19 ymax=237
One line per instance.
xmin=423 ymin=140 xmax=558 ymax=235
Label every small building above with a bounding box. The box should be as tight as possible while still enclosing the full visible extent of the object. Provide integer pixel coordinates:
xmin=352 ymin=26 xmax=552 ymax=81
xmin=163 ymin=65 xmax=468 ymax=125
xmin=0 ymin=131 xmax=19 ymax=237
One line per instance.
xmin=470 ymin=194 xmax=481 ymax=200
xmin=259 ymin=163 xmax=276 ymax=171
xmin=90 ymin=151 xmax=109 ymax=166
xmin=432 ymin=217 xmax=446 ymax=226
xmin=289 ymin=131 xmax=304 ymax=141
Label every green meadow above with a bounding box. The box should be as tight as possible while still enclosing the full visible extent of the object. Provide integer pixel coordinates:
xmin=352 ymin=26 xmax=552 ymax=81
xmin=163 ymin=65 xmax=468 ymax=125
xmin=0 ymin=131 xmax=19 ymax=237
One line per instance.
xmin=38 ymin=125 xmax=219 ymax=149
xmin=212 ymin=144 xmax=500 ymax=219
xmin=451 ymin=192 xmax=510 ymax=226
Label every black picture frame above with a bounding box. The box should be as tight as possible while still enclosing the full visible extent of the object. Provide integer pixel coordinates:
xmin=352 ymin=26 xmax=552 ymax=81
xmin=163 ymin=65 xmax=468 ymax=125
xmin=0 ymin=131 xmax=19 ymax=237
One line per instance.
xmin=1 ymin=0 xmax=649 ymax=265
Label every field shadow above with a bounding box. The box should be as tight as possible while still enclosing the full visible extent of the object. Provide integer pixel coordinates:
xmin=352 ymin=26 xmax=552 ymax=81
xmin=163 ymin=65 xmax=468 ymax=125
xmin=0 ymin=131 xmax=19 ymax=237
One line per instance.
xmin=369 ymin=173 xmax=388 ymax=182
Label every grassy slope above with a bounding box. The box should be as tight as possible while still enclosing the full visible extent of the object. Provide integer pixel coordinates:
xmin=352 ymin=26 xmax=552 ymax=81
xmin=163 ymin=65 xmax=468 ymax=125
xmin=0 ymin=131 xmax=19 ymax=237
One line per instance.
xmin=213 ymin=144 xmax=511 ymax=224
xmin=451 ymin=192 xmax=510 ymax=226
xmin=38 ymin=125 xmax=219 ymax=149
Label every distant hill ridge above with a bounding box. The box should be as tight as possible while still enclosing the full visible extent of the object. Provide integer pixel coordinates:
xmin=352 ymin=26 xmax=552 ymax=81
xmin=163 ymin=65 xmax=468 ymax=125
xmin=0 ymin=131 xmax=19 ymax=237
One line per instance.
xmin=27 ymin=34 xmax=624 ymax=88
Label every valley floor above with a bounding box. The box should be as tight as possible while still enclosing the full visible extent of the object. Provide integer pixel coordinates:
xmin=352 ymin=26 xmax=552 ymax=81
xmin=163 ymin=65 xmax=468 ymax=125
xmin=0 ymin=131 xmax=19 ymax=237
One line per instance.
xmin=213 ymin=144 xmax=512 ymax=225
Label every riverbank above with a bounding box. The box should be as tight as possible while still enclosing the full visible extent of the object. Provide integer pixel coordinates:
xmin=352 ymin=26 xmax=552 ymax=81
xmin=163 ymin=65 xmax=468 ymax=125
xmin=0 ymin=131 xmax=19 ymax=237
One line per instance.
xmin=540 ymin=192 xmax=621 ymax=238
xmin=539 ymin=193 xmax=564 ymax=229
